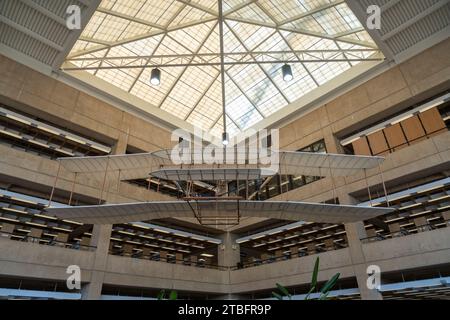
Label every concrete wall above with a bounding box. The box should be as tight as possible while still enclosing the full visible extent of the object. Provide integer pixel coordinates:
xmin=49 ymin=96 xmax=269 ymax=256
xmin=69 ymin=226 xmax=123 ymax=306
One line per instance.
xmin=0 ymin=54 xmax=174 ymax=152
xmin=279 ymin=38 xmax=450 ymax=152
xmin=0 ymin=227 xmax=448 ymax=295
xmin=0 ymin=238 xmax=94 ymax=282
xmin=103 ymin=255 xmax=229 ymax=294
xmin=0 ymin=29 xmax=449 ymax=299
xmin=271 ymin=131 xmax=450 ymax=203
xmin=0 ymin=143 xmax=173 ymax=203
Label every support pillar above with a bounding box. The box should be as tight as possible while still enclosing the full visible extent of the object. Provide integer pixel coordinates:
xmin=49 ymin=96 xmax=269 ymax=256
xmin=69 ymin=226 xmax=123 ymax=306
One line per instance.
xmin=340 ymin=193 xmax=383 ymax=300
xmin=83 ymin=132 xmax=126 ymax=299
xmin=323 ymin=130 xmax=344 ymax=154
xmin=218 ymin=232 xmax=240 ymax=268
xmin=112 ymin=131 xmax=129 ymax=155
xmin=81 ymin=224 xmax=112 ymax=300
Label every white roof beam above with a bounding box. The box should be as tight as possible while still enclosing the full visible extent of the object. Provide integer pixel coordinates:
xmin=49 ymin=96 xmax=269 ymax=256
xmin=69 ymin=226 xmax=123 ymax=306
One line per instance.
xmin=66 ymin=49 xmax=379 ymax=62
xmin=278 ymin=31 xmax=320 ymax=86
xmin=225 ymin=71 xmax=265 ymax=119
xmin=225 ymin=16 xmax=377 ymax=49
xmin=157 ymin=22 xmax=218 ymax=108
xmin=18 ymin=0 xmax=67 ymax=26
xmin=224 ymin=0 xmax=258 ymax=16
xmin=62 ymin=57 xmax=382 ymax=70
xmin=0 ymin=15 xmax=64 ymax=51
xmin=184 ymin=72 xmax=221 ymax=121
xmin=224 ymin=20 xmax=290 ymax=104
xmin=175 ymin=0 xmax=218 ymax=16
xmin=380 ymin=0 xmax=450 ymax=41
xmin=96 ymin=7 xmax=166 ymax=29
xmin=52 ymin=0 xmax=102 ymax=69
xmin=279 ymin=0 xmax=346 ymax=26
xmin=345 ymin=0 xmax=394 ymax=60
xmin=67 ymin=16 xmax=217 ymax=58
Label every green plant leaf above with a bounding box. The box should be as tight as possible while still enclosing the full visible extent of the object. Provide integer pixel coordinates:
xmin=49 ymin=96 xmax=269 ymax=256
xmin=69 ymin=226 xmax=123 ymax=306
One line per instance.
xmin=319 ymin=292 xmax=330 ymax=300
xmin=305 ymin=257 xmax=320 ymax=299
xmin=304 ymin=286 xmax=316 ymax=300
xmin=320 ymin=273 xmax=340 ymax=294
xmin=272 ymin=292 xmax=284 ymax=300
xmin=276 ymin=283 xmax=291 ymax=298
xmin=311 ymin=257 xmax=320 ymax=290
xmin=157 ymin=289 xmax=165 ymax=300
xmin=169 ymin=290 xmax=178 ymax=300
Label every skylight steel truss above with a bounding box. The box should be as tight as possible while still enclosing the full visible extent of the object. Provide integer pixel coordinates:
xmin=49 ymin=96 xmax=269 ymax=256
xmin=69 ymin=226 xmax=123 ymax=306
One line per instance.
xmin=64 ymin=49 xmax=382 ymax=70
xmin=64 ymin=0 xmax=383 ymax=135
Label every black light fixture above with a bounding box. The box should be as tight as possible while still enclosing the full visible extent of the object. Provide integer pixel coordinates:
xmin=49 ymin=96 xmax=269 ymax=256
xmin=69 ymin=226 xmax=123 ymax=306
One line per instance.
xmin=222 ymin=132 xmax=229 ymax=146
xmin=150 ymin=68 xmax=161 ymax=86
xmin=282 ymin=64 xmax=293 ymax=82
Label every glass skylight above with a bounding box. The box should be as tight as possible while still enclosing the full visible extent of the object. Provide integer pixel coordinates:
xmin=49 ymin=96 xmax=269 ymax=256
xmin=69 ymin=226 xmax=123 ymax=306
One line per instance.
xmin=65 ymin=0 xmax=382 ymax=137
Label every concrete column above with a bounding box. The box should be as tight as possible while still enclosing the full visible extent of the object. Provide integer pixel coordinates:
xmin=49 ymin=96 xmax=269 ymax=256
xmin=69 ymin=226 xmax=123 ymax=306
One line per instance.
xmin=81 ymin=224 xmax=112 ymax=300
xmin=82 ymin=130 xmax=127 ymax=300
xmin=323 ymin=130 xmax=344 ymax=154
xmin=111 ymin=131 xmax=129 ymax=155
xmin=340 ymin=193 xmax=382 ymax=300
xmin=218 ymin=233 xmax=240 ymax=268
xmin=216 ymin=180 xmax=228 ymax=196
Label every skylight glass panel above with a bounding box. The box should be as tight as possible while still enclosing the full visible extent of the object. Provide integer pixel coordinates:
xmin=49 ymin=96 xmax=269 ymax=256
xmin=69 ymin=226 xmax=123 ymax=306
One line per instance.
xmin=82 ymin=12 xmax=108 ymax=39
xmin=235 ymin=108 xmax=264 ymax=129
xmin=290 ymin=15 xmax=324 ymax=33
xmin=257 ymin=93 xmax=287 ymax=116
xmin=309 ymin=58 xmax=351 ymax=85
xmin=261 ymin=0 xmax=307 ymax=22
xmin=206 ymin=78 xmax=223 ymax=103
xmin=226 ymin=116 xmax=241 ymax=136
xmin=187 ymin=97 xmax=222 ymax=129
xmin=70 ymin=40 xmax=98 ymax=55
xmin=136 ymin=0 xmax=181 ymax=26
xmin=312 ymin=7 xmax=351 ymax=35
xmin=223 ymin=0 xmax=245 ymax=12
xmin=210 ymin=115 xmax=240 ymax=139
xmin=227 ymin=95 xmax=255 ymax=121
xmin=162 ymin=78 xmax=203 ymax=111
xmin=131 ymin=66 xmax=184 ymax=106
xmin=192 ymin=0 xmax=218 ymax=11
xmin=168 ymin=22 xmax=213 ymax=52
xmin=222 ymin=24 xmax=246 ymax=52
xmin=231 ymin=23 xmax=275 ymax=50
xmin=335 ymin=3 xmax=362 ymax=29
xmin=298 ymin=0 xmax=332 ymax=11
xmin=109 ymin=0 xmax=147 ymax=17
xmin=93 ymin=15 xmax=132 ymax=42
xmin=246 ymin=78 xmax=280 ymax=106
xmin=254 ymin=31 xmax=285 ymax=52
xmin=122 ymin=35 xmax=163 ymax=57
xmin=200 ymin=26 xmax=220 ymax=53
xmin=161 ymin=96 xmax=193 ymax=119
xmin=96 ymin=67 xmax=137 ymax=91
xmin=228 ymin=64 xmax=266 ymax=92
xmin=170 ymin=6 xmax=211 ymax=26
xmin=229 ymin=3 xmax=272 ymax=23
xmin=117 ymin=22 xmax=152 ymax=41
xmin=283 ymin=32 xmax=321 ymax=50
xmin=261 ymin=61 xmax=317 ymax=102
xmin=65 ymin=0 xmax=381 ymax=138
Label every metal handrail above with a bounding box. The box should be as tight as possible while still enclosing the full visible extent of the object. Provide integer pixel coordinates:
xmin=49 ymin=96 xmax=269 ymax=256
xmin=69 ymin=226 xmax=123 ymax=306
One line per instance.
xmin=0 ymin=230 xmax=97 ymax=251
xmin=360 ymin=220 xmax=449 ymax=243
xmin=108 ymin=249 xmax=229 ymax=270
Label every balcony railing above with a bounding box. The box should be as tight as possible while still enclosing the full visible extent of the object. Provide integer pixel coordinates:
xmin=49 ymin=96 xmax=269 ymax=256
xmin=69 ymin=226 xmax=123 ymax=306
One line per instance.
xmin=361 ymin=220 xmax=449 ymax=244
xmin=0 ymin=230 xmax=96 ymax=251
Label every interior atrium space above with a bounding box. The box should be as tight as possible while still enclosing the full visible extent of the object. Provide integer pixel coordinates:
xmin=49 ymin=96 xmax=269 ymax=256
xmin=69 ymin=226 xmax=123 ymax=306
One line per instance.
xmin=0 ymin=0 xmax=449 ymax=305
